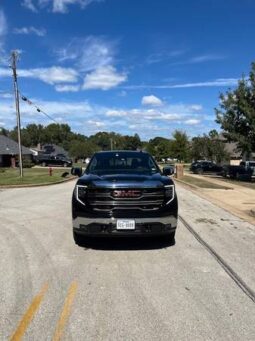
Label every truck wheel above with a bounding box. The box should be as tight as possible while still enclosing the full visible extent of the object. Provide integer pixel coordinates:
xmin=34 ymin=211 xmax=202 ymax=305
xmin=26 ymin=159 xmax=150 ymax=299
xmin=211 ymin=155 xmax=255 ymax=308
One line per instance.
xmin=42 ymin=162 xmax=46 ymax=167
xmin=236 ymin=172 xmax=240 ymax=180
xmin=197 ymin=168 xmax=203 ymax=175
xmin=63 ymin=162 xmax=68 ymax=167
xmin=73 ymin=231 xmax=84 ymax=246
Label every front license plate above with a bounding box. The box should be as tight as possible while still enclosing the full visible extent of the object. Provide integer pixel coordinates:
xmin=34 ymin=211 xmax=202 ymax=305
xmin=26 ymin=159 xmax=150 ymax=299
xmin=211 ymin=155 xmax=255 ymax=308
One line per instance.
xmin=117 ymin=220 xmax=135 ymax=230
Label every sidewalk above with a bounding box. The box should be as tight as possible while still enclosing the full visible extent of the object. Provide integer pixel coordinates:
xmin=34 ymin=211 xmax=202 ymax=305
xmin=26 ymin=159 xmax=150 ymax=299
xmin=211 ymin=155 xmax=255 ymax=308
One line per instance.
xmin=176 ymin=173 xmax=255 ymax=225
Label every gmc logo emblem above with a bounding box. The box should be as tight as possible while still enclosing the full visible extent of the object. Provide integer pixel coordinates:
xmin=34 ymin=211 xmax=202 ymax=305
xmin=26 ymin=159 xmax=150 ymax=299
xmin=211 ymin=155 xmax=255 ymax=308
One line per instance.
xmin=112 ymin=190 xmax=141 ymax=198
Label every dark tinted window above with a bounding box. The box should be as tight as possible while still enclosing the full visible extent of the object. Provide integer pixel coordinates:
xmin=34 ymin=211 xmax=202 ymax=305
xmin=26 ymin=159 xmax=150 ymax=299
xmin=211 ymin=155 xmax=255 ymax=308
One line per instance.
xmin=87 ymin=152 xmax=159 ymax=175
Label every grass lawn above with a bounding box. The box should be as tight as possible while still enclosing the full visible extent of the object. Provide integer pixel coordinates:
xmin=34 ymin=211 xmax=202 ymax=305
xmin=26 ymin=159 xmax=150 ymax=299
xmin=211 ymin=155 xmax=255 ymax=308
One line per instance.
xmin=178 ymin=175 xmax=232 ymax=189
xmin=216 ymin=177 xmax=255 ymax=190
xmin=0 ymin=167 xmax=74 ymax=186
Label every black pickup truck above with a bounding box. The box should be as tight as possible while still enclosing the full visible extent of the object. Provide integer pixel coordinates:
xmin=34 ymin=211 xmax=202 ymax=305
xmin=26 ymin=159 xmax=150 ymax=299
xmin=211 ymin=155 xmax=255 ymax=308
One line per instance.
xmin=190 ymin=160 xmax=223 ymax=174
xmin=35 ymin=154 xmax=72 ymax=167
xmin=222 ymin=161 xmax=255 ymax=180
xmin=71 ymin=151 xmax=178 ymax=245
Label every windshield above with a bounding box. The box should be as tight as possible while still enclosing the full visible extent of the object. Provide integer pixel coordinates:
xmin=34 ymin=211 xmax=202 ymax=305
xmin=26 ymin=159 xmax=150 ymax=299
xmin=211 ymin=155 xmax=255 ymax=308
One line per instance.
xmin=87 ymin=152 xmax=160 ymax=175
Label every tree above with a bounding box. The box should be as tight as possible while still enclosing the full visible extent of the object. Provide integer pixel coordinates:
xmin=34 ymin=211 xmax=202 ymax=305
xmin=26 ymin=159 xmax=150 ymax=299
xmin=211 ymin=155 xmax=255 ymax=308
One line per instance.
xmin=122 ymin=134 xmax=142 ymax=150
xmin=215 ymin=62 xmax=255 ymax=158
xmin=0 ymin=127 xmax=9 ymax=136
xmin=191 ymin=131 xmax=229 ymax=163
xmin=170 ymin=130 xmax=190 ymax=162
xmin=43 ymin=123 xmax=72 ymax=145
xmin=146 ymin=137 xmax=172 ymax=160
xmin=69 ymin=140 xmax=99 ymax=160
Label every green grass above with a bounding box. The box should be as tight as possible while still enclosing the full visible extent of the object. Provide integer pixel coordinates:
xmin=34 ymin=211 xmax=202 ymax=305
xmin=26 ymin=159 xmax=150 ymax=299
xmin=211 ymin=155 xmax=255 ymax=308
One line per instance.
xmin=179 ymin=175 xmax=232 ymax=189
xmin=0 ymin=167 xmax=73 ymax=186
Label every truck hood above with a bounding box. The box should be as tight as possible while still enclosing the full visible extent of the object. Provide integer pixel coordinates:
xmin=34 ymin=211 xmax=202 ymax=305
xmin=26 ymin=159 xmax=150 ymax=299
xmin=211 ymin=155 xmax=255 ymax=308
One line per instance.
xmin=77 ymin=172 xmax=173 ymax=188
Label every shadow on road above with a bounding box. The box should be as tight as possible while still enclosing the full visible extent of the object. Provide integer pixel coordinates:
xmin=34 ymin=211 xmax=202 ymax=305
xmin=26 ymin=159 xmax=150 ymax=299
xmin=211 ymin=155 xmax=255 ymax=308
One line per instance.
xmin=77 ymin=236 xmax=175 ymax=251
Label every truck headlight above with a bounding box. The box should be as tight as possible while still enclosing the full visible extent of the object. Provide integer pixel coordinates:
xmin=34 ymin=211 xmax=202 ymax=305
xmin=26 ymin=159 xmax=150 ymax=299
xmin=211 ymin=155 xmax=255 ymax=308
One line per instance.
xmin=76 ymin=185 xmax=87 ymax=205
xmin=164 ymin=185 xmax=174 ymax=204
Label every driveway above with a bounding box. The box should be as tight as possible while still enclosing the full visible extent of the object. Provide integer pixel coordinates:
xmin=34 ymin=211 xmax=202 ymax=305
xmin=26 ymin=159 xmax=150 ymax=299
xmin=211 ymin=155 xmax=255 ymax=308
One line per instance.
xmin=0 ymin=181 xmax=255 ymax=340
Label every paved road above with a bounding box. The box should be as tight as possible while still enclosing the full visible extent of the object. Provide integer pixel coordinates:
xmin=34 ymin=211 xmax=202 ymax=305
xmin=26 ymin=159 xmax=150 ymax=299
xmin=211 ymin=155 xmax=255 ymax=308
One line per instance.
xmin=0 ymin=181 xmax=255 ymax=341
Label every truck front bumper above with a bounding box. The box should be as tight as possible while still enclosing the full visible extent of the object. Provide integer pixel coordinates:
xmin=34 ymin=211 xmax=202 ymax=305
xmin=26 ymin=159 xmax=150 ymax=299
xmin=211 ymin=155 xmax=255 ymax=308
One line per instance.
xmin=73 ymin=216 xmax=177 ymax=236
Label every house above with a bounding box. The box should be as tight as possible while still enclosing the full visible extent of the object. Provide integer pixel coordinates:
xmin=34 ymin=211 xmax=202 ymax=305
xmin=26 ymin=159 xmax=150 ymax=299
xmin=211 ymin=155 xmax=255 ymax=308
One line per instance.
xmin=0 ymin=135 xmax=33 ymax=167
xmin=218 ymin=133 xmax=255 ymax=165
xmin=30 ymin=143 xmax=69 ymax=157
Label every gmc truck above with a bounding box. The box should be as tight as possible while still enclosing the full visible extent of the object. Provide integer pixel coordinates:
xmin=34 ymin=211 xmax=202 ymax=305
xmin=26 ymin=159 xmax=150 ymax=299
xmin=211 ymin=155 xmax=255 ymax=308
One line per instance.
xmin=222 ymin=161 xmax=255 ymax=180
xmin=71 ymin=151 xmax=178 ymax=245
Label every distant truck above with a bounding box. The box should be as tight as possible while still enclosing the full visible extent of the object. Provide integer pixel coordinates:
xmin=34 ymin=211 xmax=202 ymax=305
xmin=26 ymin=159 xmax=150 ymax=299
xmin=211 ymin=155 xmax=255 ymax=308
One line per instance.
xmin=190 ymin=160 xmax=223 ymax=174
xmin=35 ymin=154 xmax=73 ymax=167
xmin=222 ymin=161 xmax=255 ymax=180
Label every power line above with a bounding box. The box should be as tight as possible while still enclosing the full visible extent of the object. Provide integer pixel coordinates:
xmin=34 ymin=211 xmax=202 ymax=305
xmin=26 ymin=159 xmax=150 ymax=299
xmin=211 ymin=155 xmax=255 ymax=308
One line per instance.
xmin=20 ymin=93 xmax=59 ymax=124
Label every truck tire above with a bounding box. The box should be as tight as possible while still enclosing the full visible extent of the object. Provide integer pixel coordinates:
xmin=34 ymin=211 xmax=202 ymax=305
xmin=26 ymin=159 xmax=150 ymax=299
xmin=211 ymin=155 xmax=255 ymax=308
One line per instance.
xmin=63 ymin=162 xmax=68 ymax=167
xmin=197 ymin=168 xmax=203 ymax=175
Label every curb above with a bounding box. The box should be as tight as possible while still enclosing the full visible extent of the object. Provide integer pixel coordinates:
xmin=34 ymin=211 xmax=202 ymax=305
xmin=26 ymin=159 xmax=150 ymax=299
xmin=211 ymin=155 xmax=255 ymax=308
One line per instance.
xmin=0 ymin=176 xmax=77 ymax=189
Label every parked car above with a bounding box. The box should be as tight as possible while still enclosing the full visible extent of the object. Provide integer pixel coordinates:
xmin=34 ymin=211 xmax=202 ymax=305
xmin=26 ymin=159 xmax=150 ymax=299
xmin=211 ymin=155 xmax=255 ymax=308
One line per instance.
xmin=190 ymin=160 xmax=223 ymax=174
xmin=71 ymin=150 xmax=178 ymax=245
xmin=222 ymin=161 xmax=255 ymax=180
xmin=35 ymin=154 xmax=72 ymax=167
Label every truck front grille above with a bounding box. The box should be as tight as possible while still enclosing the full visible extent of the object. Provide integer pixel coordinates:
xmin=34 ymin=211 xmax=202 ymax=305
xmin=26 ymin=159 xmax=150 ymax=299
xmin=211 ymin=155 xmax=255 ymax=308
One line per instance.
xmin=86 ymin=188 xmax=168 ymax=212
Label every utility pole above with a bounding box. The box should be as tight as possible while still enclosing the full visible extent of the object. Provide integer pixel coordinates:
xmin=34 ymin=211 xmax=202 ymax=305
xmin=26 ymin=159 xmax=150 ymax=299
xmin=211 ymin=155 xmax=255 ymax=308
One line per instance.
xmin=10 ymin=50 xmax=23 ymax=177
xmin=110 ymin=138 xmax=113 ymax=151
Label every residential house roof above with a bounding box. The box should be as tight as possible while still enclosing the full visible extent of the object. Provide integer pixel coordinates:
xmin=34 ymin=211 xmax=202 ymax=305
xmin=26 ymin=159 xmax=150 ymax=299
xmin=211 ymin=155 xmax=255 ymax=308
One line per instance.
xmin=0 ymin=135 xmax=33 ymax=155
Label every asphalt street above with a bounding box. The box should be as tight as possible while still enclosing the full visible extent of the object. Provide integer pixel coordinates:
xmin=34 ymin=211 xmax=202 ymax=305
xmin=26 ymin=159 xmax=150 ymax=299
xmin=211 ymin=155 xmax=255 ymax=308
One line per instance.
xmin=0 ymin=181 xmax=255 ymax=341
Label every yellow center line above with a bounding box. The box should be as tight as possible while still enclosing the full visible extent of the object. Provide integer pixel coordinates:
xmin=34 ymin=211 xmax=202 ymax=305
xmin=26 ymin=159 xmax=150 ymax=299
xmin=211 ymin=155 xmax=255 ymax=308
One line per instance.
xmin=10 ymin=283 xmax=49 ymax=341
xmin=52 ymin=281 xmax=78 ymax=341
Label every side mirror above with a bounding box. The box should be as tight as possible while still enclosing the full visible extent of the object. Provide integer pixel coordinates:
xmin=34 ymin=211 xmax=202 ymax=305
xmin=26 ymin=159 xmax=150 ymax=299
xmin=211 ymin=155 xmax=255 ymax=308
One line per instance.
xmin=71 ymin=167 xmax=82 ymax=177
xmin=163 ymin=166 xmax=174 ymax=176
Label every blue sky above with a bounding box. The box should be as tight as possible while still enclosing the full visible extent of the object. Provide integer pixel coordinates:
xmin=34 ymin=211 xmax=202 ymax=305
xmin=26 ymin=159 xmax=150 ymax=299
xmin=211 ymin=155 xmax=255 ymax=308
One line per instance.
xmin=0 ymin=0 xmax=255 ymax=140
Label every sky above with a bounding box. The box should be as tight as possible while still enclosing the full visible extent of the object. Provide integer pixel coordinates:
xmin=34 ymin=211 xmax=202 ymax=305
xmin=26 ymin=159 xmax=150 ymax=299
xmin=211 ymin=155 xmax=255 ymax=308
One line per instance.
xmin=0 ymin=0 xmax=255 ymax=140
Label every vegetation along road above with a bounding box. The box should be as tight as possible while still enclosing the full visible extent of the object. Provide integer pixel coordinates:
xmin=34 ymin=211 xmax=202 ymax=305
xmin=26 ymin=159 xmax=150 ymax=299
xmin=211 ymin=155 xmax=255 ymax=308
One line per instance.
xmin=0 ymin=181 xmax=255 ymax=341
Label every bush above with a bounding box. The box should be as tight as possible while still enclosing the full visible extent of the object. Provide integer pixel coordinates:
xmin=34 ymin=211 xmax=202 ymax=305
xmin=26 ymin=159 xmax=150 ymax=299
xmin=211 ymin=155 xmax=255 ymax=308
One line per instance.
xmin=22 ymin=159 xmax=35 ymax=168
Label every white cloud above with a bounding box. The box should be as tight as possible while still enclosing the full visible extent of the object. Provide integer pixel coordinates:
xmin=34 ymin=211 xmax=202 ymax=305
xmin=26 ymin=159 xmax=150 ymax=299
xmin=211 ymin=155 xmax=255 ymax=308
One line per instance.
xmin=0 ymin=66 xmax=78 ymax=85
xmin=0 ymin=92 xmax=12 ymax=99
xmin=22 ymin=0 xmax=101 ymax=13
xmin=185 ymin=119 xmax=201 ymax=125
xmin=57 ymin=36 xmax=116 ymax=72
xmin=146 ymin=50 xmax=185 ymax=65
xmin=13 ymin=26 xmax=46 ymax=37
xmin=87 ymin=119 xmax=106 ymax=128
xmin=0 ymin=10 xmax=7 ymax=36
xmin=190 ymin=104 xmax=203 ymax=111
xmin=22 ymin=0 xmax=38 ymax=12
xmin=55 ymin=84 xmax=80 ymax=92
xmin=0 ymin=10 xmax=7 ymax=58
xmin=188 ymin=54 xmax=225 ymax=64
xmin=83 ymin=66 xmax=127 ymax=90
xmin=0 ymin=95 xmax=209 ymax=140
xmin=123 ymin=78 xmax=239 ymax=90
xmin=142 ymin=95 xmax=163 ymax=107
xmin=106 ymin=110 xmax=127 ymax=117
